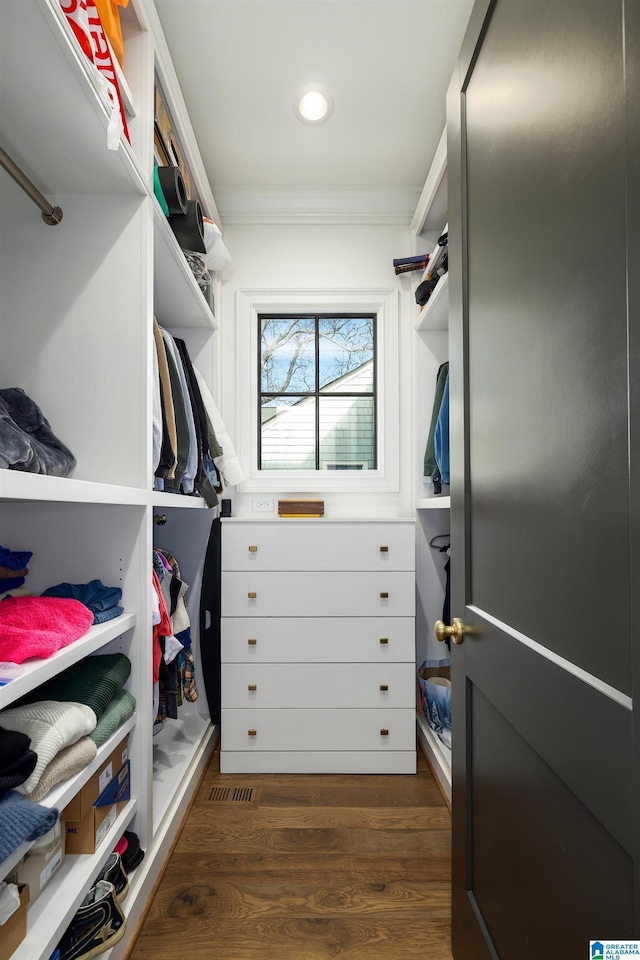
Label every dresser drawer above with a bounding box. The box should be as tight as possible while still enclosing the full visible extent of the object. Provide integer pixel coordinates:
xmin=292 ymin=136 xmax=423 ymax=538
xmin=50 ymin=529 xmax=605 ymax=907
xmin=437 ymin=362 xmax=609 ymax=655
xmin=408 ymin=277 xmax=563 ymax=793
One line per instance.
xmin=221 ymin=708 xmax=416 ymax=752
xmin=221 ymin=571 xmax=416 ymax=618
xmin=221 ymin=662 xmax=415 ymax=709
xmin=221 ymin=616 xmax=415 ymax=663
xmin=222 ymin=519 xmax=415 ymax=572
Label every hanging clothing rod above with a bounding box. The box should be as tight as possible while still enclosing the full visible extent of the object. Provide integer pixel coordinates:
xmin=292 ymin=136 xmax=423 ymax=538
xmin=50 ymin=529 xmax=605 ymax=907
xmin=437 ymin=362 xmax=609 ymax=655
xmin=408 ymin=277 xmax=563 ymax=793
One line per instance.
xmin=0 ymin=145 xmax=63 ymax=225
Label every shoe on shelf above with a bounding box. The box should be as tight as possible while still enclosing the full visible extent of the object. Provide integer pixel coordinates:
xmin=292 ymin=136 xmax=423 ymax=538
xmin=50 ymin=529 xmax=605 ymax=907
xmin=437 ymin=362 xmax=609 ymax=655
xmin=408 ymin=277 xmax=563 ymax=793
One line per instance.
xmin=57 ymin=880 xmax=126 ymax=960
xmin=96 ymin=852 xmax=129 ymax=902
xmin=121 ymin=830 xmax=144 ymax=872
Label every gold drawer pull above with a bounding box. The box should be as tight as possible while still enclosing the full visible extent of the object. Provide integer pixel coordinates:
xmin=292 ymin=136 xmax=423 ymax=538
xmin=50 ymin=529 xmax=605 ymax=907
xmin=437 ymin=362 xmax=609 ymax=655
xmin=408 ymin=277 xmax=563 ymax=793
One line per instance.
xmin=248 ymin=545 xmax=258 ymax=552
xmin=248 ymin=729 xmax=257 ymax=737
xmin=248 ymin=592 xmax=257 ymax=599
xmin=380 ymin=592 xmax=389 ymax=599
xmin=380 ymin=684 xmax=388 ymax=692
xmin=248 ymin=638 xmax=257 ymax=645
xmin=380 ymin=546 xmax=388 ymax=552
xmin=248 ymin=684 xmax=257 ymax=692
xmin=379 ymin=637 xmax=389 ymax=645
xmin=380 ymin=728 xmax=389 ymax=736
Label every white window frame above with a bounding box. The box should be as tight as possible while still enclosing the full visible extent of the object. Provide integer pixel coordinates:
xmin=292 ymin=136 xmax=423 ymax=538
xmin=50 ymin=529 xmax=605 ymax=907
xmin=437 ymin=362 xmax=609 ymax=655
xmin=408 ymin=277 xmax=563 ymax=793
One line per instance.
xmin=235 ymin=287 xmax=399 ymax=493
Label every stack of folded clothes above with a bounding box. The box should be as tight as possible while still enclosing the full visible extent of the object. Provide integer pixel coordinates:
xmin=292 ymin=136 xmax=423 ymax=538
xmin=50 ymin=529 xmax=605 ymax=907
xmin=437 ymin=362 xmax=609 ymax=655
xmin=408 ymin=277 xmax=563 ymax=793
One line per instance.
xmin=42 ymin=580 xmax=124 ymax=626
xmin=0 ymin=655 xmax=136 ymax=807
xmin=17 ymin=654 xmax=136 ymax=750
xmin=0 ymin=701 xmax=97 ymax=800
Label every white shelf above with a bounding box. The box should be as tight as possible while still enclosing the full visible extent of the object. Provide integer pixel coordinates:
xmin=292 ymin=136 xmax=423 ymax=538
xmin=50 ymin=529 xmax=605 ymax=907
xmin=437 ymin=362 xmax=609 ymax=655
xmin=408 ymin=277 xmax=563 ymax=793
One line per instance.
xmin=0 ymin=0 xmax=146 ymax=197
xmin=417 ymin=496 xmax=451 ymax=510
xmin=0 ymin=471 xmax=148 ymax=506
xmin=0 ymin=614 xmax=137 ymax=710
xmin=152 ymin=712 xmax=213 ymax=833
xmin=153 ymin=199 xmax=217 ymax=331
xmin=415 ymin=272 xmax=449 ymax=332
xmin=417 ymin=713 xmax=451 ymax=803
xmin=11 ymin=800 xmax=138 ymax=960
xmin=411 ymin=128 xmax=448 ymax=236
xmin=152 ymin=491 xmax=210 ymax=510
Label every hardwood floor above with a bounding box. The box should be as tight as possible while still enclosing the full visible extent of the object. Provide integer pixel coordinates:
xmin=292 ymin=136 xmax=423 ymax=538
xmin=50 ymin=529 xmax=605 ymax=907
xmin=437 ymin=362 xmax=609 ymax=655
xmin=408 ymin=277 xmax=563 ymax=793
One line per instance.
xmin=128 ymin=748 xmax=453 ymax=960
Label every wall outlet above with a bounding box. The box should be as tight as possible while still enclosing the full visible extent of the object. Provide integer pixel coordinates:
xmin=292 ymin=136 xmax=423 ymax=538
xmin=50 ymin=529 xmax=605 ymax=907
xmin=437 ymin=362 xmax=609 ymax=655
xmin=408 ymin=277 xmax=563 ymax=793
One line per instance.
xmin=252 ymin=497 xmax=274 ymax=512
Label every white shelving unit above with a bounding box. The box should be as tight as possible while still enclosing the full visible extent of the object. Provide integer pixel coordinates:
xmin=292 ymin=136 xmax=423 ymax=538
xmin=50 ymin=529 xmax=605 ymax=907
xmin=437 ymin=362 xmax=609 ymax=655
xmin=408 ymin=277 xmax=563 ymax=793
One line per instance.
xmin=412 ymin=128 xmax=452 ymax=801
xmin=0 ymin=2 xmax=223 ymax=956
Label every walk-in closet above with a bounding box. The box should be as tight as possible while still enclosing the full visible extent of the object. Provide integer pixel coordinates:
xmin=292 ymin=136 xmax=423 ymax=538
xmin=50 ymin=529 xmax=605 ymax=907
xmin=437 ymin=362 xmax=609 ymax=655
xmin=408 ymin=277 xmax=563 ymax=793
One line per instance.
xmin=1 ymin=1 xmax=639 ymax=958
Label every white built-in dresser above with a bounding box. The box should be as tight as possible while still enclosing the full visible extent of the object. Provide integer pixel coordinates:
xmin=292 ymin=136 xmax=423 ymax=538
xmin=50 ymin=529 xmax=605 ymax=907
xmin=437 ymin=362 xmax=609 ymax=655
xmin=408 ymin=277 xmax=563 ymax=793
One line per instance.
xmin=220 ymin=518 xmax=416 ymax=773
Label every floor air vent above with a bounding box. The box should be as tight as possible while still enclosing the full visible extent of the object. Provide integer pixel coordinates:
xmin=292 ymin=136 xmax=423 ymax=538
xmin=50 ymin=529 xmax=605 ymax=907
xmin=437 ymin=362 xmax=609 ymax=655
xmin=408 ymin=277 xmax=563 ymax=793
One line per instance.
xmin=205 ymin=785 xmax=260 ymax=805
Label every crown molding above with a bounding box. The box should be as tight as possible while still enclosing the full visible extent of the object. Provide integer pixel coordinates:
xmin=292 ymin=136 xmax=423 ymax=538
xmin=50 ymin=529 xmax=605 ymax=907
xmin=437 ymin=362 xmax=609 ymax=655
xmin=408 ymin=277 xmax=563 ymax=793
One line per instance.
xmin=216 ymin=188 xmax=421 ymax=225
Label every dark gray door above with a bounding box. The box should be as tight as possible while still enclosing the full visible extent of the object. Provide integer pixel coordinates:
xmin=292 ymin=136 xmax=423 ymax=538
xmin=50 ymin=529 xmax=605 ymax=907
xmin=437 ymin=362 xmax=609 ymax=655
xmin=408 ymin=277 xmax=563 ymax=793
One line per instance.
xmin=447 ymin=1 xmax=639 ymax=956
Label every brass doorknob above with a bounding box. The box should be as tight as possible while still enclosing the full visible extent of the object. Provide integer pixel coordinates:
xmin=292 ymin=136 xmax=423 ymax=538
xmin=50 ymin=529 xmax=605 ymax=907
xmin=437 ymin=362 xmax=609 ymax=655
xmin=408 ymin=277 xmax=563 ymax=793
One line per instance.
xmin=435 ymin=618 xmax=466 ymax=645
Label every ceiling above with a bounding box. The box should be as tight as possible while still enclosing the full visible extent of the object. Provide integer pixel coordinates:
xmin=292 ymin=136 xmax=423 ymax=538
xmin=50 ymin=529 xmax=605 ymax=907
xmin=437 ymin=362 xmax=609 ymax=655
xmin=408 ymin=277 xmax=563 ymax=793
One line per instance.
xmin=153 ymin=0 xmax=474 ymax=223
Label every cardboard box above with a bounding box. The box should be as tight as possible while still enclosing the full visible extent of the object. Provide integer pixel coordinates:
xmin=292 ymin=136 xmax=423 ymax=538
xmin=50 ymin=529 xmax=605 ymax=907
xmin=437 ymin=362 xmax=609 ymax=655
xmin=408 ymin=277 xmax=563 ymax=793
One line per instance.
xmin=65 ymin=762 xmax=131 ymax=856
xmin=15 ymin=834 xmax=64 ymax=905
xmin=0 ymin=884 xmax=28 ymax=960
xmin=95 ymin=760 xmax=130 ymax=808
xmin=62 ymin=734 xmax=129 ymax=823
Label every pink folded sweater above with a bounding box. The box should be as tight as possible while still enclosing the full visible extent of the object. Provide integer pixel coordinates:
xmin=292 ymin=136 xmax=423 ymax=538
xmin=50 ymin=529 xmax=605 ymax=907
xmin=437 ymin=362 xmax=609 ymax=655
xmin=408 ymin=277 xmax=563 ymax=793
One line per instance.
xmin=0 ymin=596 xmax=94 ymax=663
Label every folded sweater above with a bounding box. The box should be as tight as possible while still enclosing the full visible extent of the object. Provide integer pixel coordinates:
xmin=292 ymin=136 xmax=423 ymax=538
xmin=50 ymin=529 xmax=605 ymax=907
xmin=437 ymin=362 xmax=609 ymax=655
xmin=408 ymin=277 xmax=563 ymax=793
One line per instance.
xmin=18 ymin=654 xmax=131 ymax=721
xmin=0 ymin=790 xmax=59 ymax=863
xmin=0 ymin=701 xmax=96 ymax=795
xmin=0 ymin=596 xmax=94 ymax=664
xmin=27 ymin=736 xmax=97 ymax=803
xmin=89 ymin=690 xmax=136 ymax=747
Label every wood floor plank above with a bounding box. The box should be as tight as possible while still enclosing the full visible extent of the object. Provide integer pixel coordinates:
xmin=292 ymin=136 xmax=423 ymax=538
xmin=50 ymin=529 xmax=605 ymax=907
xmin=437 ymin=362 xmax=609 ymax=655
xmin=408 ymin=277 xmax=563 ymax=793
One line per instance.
xmin=176 ymin=824 xmax=450 ymax=857
xmin=130 ymin=917 xmax=452 ymax=960
xmin=153 ymin=851 xmax=452 ymax=883
xmin=188 ymin=805 xmax=451 ymax=829
xmin=144 ymin=878 xmax=450 ymax=920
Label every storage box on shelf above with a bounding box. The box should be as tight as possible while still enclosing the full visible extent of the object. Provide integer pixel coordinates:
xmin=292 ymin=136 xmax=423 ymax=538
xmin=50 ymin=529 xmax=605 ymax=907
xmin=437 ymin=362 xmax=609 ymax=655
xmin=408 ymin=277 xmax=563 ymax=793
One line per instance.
xmin=0 ymin=884 xmax=28 ymax=960
xmin=0 ymin=1 xmax=221 ymax=957
xmin=221 ymin=518 xmax=416 ymax=774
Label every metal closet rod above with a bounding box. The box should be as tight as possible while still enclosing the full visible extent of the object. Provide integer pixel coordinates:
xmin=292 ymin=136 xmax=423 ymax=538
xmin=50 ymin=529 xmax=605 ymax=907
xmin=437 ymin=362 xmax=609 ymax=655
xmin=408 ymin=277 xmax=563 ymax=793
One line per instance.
xmin=0 ymin=145 xmax=63 ymax=225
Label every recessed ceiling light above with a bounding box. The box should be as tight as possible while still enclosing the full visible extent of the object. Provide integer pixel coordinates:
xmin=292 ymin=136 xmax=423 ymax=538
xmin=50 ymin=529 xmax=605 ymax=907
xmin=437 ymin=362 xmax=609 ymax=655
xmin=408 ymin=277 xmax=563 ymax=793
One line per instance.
xmin=294 ymin=84 xmax=334 ymax=124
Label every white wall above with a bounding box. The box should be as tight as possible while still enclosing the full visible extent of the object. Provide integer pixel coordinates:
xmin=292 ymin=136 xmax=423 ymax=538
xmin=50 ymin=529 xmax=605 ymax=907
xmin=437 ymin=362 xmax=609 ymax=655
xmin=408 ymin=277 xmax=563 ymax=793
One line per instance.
xmin=217 ymin=222 xmax=418 ymax=519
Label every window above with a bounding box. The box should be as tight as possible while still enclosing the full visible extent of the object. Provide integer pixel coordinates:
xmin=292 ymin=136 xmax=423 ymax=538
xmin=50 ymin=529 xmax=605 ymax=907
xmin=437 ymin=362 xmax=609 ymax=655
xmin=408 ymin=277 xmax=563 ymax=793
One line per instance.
xmin=258 ymin=314 xmax=376 ymax=471
xmin=234 ymin=288 xmax=399 ymax=493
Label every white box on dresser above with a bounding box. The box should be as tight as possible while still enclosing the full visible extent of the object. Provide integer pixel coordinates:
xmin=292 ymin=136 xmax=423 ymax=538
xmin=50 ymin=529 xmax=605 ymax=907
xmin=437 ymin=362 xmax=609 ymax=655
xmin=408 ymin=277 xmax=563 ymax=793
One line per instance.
xmin=221 ymin=518 xmax=416 ymax=773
